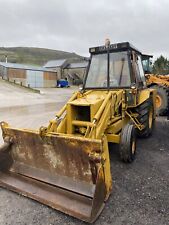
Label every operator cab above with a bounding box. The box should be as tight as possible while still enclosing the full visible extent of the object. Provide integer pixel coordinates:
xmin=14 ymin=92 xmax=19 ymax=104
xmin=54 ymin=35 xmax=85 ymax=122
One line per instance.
xmin=83 ymin=41 xmax=146 ymax=90
xmin=142 ymin=54 xmax=153 ymax=74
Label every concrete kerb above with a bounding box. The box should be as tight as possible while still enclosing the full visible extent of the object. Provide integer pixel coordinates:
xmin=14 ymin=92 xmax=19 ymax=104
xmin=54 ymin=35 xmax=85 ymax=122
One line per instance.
xmin=0 ymin=77 xmax=41 ymax=94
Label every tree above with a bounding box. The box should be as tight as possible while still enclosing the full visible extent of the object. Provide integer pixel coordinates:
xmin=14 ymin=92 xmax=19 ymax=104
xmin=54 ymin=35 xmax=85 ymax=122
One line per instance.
xmin=152 ymin=55 xmax=169 ymax=75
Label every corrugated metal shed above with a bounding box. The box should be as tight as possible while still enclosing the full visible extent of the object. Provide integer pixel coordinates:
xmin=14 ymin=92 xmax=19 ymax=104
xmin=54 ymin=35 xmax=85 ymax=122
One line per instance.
xmin=44 ymin=59 xmax=67 ymax=68
xmin=0 ymin=62 xmax=54 ymax=72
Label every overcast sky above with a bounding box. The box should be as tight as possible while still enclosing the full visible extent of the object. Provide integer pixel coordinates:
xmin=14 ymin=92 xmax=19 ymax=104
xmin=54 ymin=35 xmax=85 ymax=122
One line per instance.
xmin=0 ymin=0 xmax=169 ymax=58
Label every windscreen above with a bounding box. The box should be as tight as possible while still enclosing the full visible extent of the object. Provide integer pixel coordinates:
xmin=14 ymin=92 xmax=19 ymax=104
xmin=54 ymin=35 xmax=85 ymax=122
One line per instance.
xmin=85 ymin=51 xmax=131 ymax=88
xmin=85 ymin=53 xmax=107 ymax=88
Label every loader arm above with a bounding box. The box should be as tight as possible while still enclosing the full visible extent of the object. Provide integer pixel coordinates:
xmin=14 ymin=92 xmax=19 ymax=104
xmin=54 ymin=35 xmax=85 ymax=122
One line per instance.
xmin=47 ymin=90 xmax=123 ymax=140
xmin=146 ymin=74 xmax=169 ymax=86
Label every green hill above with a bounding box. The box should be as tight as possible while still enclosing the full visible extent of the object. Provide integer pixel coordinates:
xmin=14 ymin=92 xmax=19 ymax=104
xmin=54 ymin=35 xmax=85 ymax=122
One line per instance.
xmin=0 ymin=47 xmax=83 ymax=66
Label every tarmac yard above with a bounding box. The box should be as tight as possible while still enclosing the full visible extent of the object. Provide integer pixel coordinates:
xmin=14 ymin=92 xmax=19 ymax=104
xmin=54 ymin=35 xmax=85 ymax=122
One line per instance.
xmin=0 ymin=80 xmax=168 ymax=225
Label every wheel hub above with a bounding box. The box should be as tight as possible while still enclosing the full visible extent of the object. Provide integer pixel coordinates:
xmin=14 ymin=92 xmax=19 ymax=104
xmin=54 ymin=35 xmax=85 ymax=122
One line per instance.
xmin=156 ymin=95 xmax=162 ymax=108
xmin=149 ymin=107 xmax=153 ymax=129
xmin=131 ymin=140 xmax=136 ymax=154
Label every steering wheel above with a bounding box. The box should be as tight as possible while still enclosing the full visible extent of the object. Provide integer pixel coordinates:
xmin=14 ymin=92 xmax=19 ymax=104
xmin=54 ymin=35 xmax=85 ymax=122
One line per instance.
xmin=110 ymin=78 xmax=118 ymax=86
xmin=103 ymin=78 xmax=118 ymax=87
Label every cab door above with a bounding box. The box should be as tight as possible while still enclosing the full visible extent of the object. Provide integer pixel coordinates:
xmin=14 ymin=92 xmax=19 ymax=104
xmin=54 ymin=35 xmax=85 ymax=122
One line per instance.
xmin=131 ymin=51 xmax=147 ymax=105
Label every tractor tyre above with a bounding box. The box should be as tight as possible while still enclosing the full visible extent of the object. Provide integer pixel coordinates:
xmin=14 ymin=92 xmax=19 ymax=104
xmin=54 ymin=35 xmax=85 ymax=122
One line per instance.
xmin=151 ymin=85 xmax=169 ymax=116
xmin=136 ymin=98 xmax=154 ymax=138
xmin=119 ymin=124 xmax=136 ymax=163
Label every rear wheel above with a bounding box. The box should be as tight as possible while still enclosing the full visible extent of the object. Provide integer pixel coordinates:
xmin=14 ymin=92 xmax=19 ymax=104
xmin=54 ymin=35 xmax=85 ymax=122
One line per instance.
xmin=151 ymin=85 xmax=169 ymax=115
xmin=119 ymin=124 xmax=136 ymax=163
xmin=136 ymin=98 xmax=154 ymax=138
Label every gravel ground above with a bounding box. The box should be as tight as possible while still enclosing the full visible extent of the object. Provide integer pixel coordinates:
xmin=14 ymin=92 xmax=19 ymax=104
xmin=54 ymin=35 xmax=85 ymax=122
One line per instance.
xmin=0 ymin=81 xmax=168 ymax=225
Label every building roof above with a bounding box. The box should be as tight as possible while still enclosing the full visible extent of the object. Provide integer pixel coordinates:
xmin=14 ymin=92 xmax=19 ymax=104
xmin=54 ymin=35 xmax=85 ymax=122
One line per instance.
xmin=43 ymin=59 xmax=67 ymax=68
xmin=66 ymin=62 xmax=88 ymax=69
xmin=0 ymin=62 xmax=56 ymax=72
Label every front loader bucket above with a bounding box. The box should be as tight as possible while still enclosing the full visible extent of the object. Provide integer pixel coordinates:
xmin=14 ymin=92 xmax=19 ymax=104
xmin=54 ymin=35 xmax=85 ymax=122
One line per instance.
xmin=0 ymin=123 xmax=109 ymax=223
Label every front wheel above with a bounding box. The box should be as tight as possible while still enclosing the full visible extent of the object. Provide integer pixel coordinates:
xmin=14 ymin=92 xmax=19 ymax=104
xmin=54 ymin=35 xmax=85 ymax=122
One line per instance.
xmin=119 ymin=124 xmax=136 ymax=163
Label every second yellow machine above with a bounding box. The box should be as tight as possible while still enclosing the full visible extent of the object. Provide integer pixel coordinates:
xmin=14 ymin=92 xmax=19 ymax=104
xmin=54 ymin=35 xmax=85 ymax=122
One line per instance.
xmin=142 ymin=54 xmax=169 ymax=115
xmin=0 ymin=41 xmax=156 ymax=222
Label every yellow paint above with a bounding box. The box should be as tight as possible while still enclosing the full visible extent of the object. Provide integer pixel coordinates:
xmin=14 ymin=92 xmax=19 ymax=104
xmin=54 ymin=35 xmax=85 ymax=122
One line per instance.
xmin=102 ymin=135 xmax=112 ymax=198
xmin=106 ymin=134 xmax=120 ymax=144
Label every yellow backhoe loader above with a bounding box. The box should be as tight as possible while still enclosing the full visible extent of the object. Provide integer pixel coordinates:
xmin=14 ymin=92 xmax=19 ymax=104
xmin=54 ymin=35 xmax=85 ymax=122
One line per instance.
xmin=0 ymin=41 xmax=156 ymax=223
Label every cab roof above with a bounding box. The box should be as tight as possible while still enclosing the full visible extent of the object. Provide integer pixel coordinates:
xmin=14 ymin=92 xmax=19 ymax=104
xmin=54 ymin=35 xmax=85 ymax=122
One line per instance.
xmin=89 ymin=42 xmax=142 ymax=55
